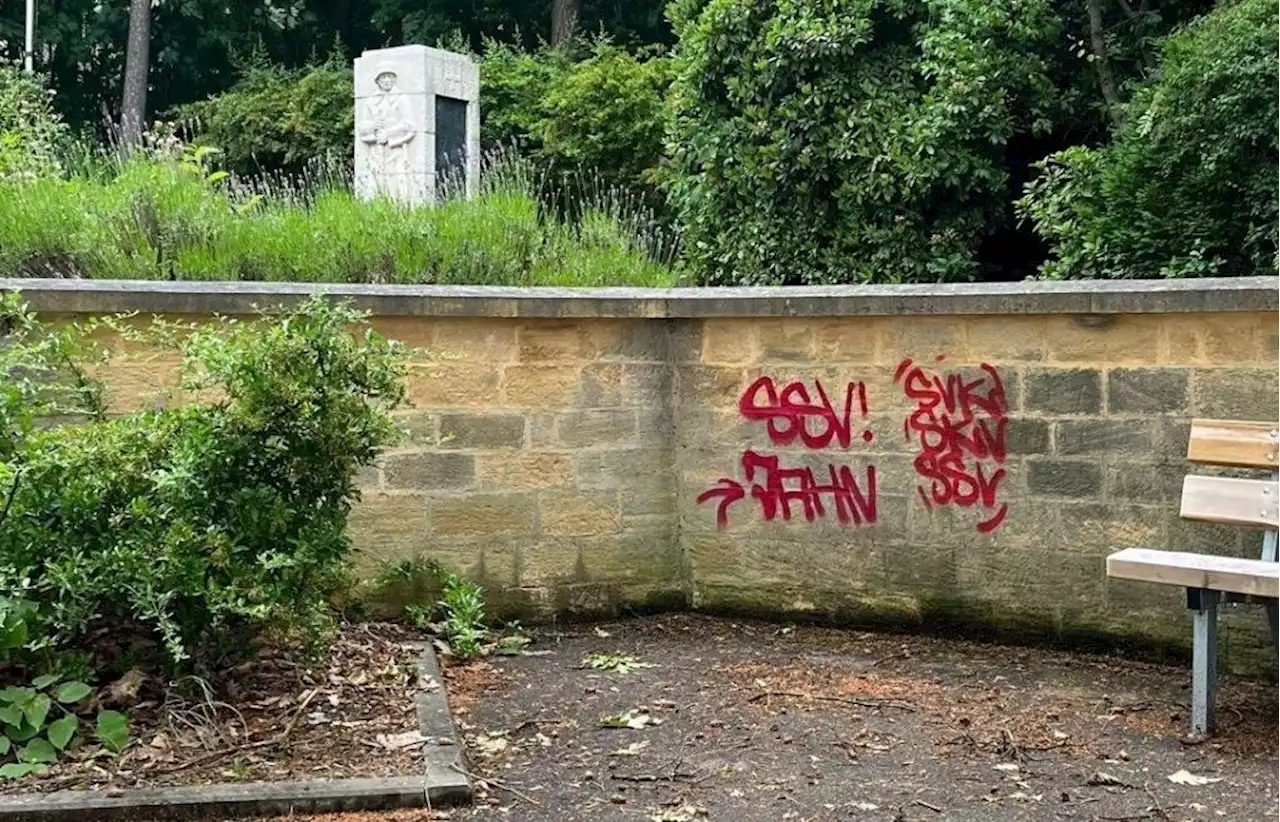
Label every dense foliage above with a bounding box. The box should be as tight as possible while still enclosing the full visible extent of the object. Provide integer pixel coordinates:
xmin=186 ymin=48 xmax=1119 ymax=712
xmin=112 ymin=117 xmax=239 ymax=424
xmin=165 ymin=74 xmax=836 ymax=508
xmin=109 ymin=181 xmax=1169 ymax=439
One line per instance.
xmin=665 ymin=0 xmax=1061 ymax=285
xmin=172 ymin=56 xmax=353 ymax=175
xmin=1018 ymin=0 xmax=1278 ymax=278
xmin=483 ymin=40 xmax=671 ymax=197
xmin=1 ymin=0 xmax=1273 ymax=283
xmin=0 ymin=295 xmax=407 ymax=667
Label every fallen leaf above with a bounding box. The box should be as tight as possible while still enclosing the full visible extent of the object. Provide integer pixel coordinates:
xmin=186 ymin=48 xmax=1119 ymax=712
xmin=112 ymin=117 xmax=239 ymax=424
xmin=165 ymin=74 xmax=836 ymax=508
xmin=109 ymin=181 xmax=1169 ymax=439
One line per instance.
xmin=1087 ymin=771 xmax=1128 ymax=787
xmin=1052 ymin=730 xmax=1069 ymax=740
xmin=647 ymin=803 xmax=707 ymax=821
xmin=1008 ymin=792 xmax=1043 ymax=801
xmin=475 ymin=734 xmax=510 ymax=756
xmin=1167 ymin=769 xmax=1222 ymax=786
xmin=853 ymin=802 xmax=880 ymax=811
xmin=582 ymin=654 xmax=655 ymax=675
xmin=102 ymin=667 xmax=148 ymax=708
xmin=376 ymin=730 xmax=427 ymax=750
xmin=610 ymin=741 xmax=651 ymax=757
xmin=601 ymin=710 xmax=662 ymax=730
xmin=994 ymin=763 xmax=1020 ymax=773
xmin=594 ymin=627 xmax=612 ymax=638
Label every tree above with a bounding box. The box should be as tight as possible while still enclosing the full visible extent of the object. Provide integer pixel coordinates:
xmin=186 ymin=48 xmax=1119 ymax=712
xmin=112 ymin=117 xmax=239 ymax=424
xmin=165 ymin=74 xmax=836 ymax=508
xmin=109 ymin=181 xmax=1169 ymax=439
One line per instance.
xmin=120 ymin=0 xmax=152 ymax=149
xmin=1018 ymin=0 xmax=1278 ymax=279
xmin=665 ymin=0 xmax=1061 ymax=285
xmin=552 ymin=0 xmax=581 ymax=45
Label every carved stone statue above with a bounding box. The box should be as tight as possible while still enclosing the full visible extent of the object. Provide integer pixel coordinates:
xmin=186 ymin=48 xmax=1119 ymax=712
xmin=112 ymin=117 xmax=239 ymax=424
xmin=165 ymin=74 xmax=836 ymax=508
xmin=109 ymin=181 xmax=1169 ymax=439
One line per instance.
xmin=354 ymin=46 xmax=480 ymax=205
xmin=357 ymin=71 xmax=414 ymax=182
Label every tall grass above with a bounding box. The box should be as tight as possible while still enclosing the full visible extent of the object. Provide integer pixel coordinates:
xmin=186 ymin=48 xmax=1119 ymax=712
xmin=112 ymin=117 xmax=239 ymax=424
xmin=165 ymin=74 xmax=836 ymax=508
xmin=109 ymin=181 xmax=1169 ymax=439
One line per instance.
xmin=0 ymin=135 xmax=680 ymax=287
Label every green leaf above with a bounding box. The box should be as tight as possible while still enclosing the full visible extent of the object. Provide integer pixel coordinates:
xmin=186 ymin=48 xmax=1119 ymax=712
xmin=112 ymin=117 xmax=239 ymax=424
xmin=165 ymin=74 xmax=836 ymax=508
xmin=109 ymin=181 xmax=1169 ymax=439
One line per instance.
xmin=18 ymin=738 xmax=58 ymax=764
xmin=96 ymin=711 xmax=129 ymax=754
xmin=22 ymin=694 xmax=50 ymax=731
xmin=0 ymin=762 xmax=44 ymax=779
xmin=0 ymin=735 xmax=11 ymax=756
xmin=0 ymin=687 xmax=33 ymax=705
xmin=30 ymin=674 xmax=58 ymax=690
xmin=47 ymin=716 xmax=77 ymax=751
xmin=1 ymin=619 xmax=28 ymax=652
xmin=6 ymin=720 xmax=38 ymax=742
xmin=55 ymin=682 xmax=91 ymax=705
xmin=0 ymin=705 xmax=22 ymax=727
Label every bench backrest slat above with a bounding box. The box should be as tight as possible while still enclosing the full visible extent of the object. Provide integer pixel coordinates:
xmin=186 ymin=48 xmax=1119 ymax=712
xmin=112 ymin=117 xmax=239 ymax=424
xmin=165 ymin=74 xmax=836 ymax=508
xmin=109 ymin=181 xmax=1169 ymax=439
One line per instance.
xmin=1180 ymin=475 xmax=1279 ymax=529
xmin=1186 ymin=419 xmax=1278 ymax=469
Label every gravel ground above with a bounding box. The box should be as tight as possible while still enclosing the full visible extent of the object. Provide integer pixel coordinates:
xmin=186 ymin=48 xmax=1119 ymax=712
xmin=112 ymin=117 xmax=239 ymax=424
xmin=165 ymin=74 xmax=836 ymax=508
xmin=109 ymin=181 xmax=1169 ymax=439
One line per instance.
xmin=439 ymin=615 xmax=1277 ymax=822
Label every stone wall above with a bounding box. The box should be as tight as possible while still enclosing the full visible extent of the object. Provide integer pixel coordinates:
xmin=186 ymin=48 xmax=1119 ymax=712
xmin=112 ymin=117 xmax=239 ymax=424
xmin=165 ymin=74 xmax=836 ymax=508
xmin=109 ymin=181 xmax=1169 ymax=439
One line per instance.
xmin=8 ymin=277 xmax=1277 ymax=671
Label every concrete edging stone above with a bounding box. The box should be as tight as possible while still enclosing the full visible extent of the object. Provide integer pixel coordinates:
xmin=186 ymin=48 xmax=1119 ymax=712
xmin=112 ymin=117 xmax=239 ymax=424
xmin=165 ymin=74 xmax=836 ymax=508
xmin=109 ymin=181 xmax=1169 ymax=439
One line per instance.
xmin=0 ymin=645 xmax=470 ymax=821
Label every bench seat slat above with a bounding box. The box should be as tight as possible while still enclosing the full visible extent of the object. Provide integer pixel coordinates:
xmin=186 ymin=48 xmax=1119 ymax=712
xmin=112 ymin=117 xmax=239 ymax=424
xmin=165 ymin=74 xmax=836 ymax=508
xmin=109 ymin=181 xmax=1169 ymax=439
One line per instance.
xmin=1186 ymin=419 xmax=1278 ymax=468
xmin=1180 ymin=475 xmax=1278 ymax=529
xmin=1107 ymin=548 xmax=1279 ymax=598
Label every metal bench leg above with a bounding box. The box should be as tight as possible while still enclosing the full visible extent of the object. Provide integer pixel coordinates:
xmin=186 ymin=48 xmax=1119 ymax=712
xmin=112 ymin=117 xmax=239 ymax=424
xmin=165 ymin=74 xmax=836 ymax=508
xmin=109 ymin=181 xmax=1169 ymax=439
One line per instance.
xmin=1189 ymin=588 xmax=1219 ymax=739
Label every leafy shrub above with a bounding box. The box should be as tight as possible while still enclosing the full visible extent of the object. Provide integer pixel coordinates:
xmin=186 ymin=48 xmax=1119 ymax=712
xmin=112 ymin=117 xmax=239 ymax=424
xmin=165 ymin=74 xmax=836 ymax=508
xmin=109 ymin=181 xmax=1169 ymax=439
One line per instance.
xmin=482 ymin=40 xmax=671 ymax=196
xmin=1018 ymin=0 xmax=1278 ymax=278
xmin=0 ymin=295 xmax=407 ymax=667
xmin=0 ymin=65 xmax=72 ymax=180
xmin=665 ymin=0 xmax=1060 ymax=285
xmin=480 ymin=42 xmax=572 ymax=150
xmin=172 ymin=58 xmax=354 ymax=176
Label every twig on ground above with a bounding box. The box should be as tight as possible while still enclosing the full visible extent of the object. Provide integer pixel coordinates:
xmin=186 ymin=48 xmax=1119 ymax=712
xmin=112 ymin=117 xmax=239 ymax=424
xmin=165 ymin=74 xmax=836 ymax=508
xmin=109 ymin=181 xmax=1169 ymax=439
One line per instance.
xmin=449 ymin=762 xmax=541 ymax=806
xmin=1143 ymin=784 xmax=1173 ymax=822
xmin=611 ymin=773 xmax=668 ymax=783
xmin=282 ymin=688 xmax=320 ymax=739
xmin=152 ymin=690 xmax=324 ymax=778
xmin=747 ymin=690 xmax=916 ymax=712
xmin=912 ymin=799 xmax=943 ymax=813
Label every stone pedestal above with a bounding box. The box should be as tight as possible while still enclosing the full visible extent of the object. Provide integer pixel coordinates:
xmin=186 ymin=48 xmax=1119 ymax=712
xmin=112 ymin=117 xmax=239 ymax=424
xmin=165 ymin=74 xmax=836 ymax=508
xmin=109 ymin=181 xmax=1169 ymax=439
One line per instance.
xmin=354 ymin=46 xmax=480 ymax=205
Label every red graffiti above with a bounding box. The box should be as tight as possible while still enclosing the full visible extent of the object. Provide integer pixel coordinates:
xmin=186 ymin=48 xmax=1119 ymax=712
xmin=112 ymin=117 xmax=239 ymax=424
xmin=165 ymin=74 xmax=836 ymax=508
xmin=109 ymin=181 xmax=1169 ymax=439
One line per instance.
xmin=739 ymin=376 xmax=871 ymax=449
xmin=696 ymin=450 xmax=878 ymax=528
xmin=895 ymin=358 xmax=1009 ymax=532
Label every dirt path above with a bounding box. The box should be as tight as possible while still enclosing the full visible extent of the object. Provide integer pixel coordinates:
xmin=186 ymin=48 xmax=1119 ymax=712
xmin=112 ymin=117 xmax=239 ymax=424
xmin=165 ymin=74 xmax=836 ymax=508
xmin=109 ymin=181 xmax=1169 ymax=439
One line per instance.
xmin=440 ymin=615 xmax=1277 ymax=822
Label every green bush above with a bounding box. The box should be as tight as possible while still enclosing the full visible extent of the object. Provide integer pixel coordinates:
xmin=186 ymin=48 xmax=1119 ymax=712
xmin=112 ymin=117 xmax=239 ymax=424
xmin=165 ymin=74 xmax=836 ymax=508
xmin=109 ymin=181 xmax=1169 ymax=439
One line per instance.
xmin=0 ymin=66 xmax=72 ymax=180
xmin=0 ymin=294 xmax=407 ymax=667
xmin=665 ymin=0 xmax=1060 ymax=285
xmin=1018 ymin=0 xmax=1278 ymax=279
xmin=479 ymin=42 xmax=572 ymax=149
xmin=172 ymin=59 xmax=354 ymax=176
xmin=482 ymin=40 xmax=671 ymax=196
xmin=0 ymin=145 xmax=677 ymax=286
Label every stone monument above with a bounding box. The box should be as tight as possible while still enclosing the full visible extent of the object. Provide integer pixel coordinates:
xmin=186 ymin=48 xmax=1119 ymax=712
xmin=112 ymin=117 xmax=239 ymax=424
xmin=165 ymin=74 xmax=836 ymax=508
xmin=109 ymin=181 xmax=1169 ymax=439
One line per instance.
xmin=354 ymin=45 xmax=480 ymax=205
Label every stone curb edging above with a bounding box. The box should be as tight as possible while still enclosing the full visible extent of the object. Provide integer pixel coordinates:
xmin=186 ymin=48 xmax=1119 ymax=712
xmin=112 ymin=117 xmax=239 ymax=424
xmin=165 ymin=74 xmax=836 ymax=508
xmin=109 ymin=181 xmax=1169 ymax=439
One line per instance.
xmin=1 ymin=276 xmax=1275 ymax=319
xmin=0 ymin=644 xmax=471 ymax=822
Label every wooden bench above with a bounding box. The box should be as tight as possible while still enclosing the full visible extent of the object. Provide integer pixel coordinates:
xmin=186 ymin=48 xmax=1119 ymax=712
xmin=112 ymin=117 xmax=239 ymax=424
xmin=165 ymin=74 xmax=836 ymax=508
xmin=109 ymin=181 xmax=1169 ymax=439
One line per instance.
xmin=1106 ymin=419 xmax=1278 ymax=739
